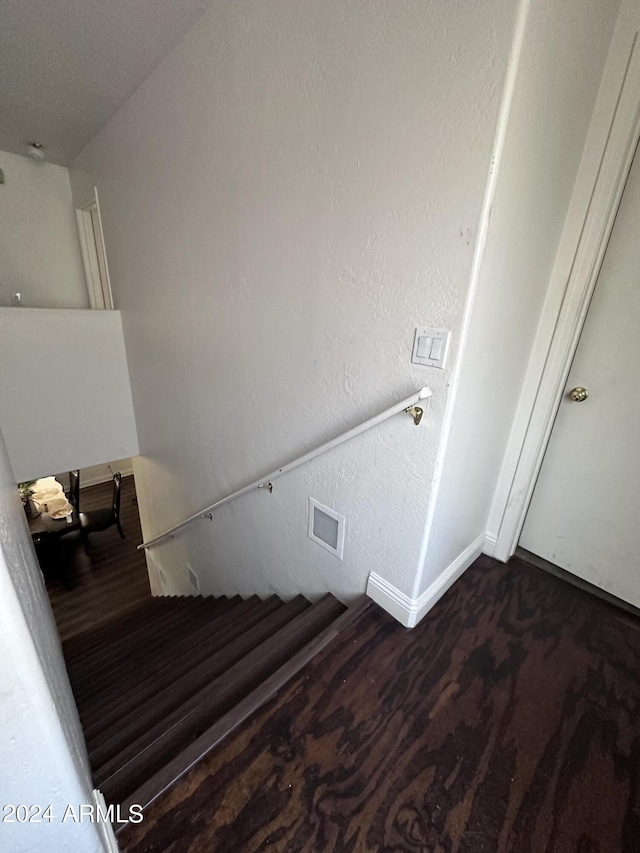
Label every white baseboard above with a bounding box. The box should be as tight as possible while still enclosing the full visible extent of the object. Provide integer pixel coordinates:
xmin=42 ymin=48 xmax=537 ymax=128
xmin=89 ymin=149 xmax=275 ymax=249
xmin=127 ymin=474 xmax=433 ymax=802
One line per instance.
xmin=92 ymin=789 xmax=120 ymax=853
xmin=81 ymin=465 xmax=134 ymax=488
xmin=365 ymin=573 xmax=418 ymax=627
xmin=366 ymin=534 xmax=486 ymax=628
xmin=483 ymin=531 xmax=498 ymax=557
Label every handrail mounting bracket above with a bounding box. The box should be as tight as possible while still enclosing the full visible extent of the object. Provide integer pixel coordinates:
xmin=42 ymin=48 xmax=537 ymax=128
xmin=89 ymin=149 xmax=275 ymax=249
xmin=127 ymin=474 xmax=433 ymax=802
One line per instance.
xmin=405 ymin=405 xmax=424 ymax=426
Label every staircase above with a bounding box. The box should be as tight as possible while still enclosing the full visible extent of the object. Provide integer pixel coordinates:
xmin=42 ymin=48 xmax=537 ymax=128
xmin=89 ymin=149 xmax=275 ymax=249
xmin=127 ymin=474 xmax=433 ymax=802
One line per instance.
xmin=63 ymin=592 xmax=360 ymax=812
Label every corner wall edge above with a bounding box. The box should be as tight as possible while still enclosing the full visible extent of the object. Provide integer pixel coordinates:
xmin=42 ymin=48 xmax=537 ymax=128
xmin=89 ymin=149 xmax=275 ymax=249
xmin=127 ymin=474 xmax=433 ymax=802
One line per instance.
xmin=367 ymin=533 xmax=486 ymax=629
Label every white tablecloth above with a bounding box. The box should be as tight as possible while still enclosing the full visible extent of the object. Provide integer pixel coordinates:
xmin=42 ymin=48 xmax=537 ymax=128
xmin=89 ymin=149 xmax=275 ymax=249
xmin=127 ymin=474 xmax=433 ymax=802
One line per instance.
xmin=30 ymin=477 xmax=73 ymax=514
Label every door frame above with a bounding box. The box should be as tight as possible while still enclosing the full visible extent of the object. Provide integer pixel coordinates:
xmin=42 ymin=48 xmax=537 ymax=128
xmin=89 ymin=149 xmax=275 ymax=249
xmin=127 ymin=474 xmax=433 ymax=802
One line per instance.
xmin=489 ymin=23 xmax=640 ymax=562
xmin=76 ymin=187 xmax=114 ymax=310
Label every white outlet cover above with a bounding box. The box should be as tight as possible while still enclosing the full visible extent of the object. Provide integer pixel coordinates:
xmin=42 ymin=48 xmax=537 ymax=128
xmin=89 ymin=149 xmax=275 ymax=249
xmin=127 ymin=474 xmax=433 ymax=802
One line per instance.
xmin=412 ymin=327 xmax=451 ymax=369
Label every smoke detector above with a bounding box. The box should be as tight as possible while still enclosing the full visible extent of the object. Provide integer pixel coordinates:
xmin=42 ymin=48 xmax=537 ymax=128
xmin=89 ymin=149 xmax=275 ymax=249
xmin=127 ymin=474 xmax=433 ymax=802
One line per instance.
xmin=26 ymin=143 xmax=46 ymax=162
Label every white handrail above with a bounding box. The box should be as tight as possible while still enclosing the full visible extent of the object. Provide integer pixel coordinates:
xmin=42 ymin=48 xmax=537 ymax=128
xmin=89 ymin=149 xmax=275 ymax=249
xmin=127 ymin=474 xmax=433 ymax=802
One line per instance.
xmin=138 ymin=386 xmax=432 ymax=550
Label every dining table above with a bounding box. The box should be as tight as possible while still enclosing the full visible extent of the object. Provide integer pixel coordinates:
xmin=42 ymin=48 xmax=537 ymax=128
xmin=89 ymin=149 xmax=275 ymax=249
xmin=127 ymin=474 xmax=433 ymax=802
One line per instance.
xmin=27 ymin=477 xmax=82 ymax=587
xmin=28 ymin=506 xmax=82 ymax=541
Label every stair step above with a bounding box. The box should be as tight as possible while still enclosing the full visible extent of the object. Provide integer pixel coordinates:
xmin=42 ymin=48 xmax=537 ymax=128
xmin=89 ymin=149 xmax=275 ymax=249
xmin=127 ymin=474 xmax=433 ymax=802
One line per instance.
xmin=77 ymin=596 xmax=265 ymax=720
xmin=121 ymin=597 xmax=370 ymax=813
xmin=63 ymin=588 xmax=362 ymax=813
xmin=55 ymin=578 xmax=154 ymax=644
xmin=68 ymin=596 xmax=219 ymax=681
xmin=64 ymin=595 xmax=208 ymax=664
xmin=89 ymin=596 xmax=310 ymax=768
xmin=63 ymin=597 xmax=184 ymax=661
xmin=97 ymin=594 xmax=345 ymax=803
xmin=69 ymin=598 xmax=234 ymax=700
xmin=80 ymin=595 xmax=280 ymax=736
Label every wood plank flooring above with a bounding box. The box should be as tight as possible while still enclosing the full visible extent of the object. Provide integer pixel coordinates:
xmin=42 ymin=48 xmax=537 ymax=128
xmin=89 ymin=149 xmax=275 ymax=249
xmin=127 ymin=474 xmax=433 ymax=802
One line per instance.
xmin=46 ymin=475 xmax=151 ymax=641
xmin=119 ymin=554 xmax=640 ymax=853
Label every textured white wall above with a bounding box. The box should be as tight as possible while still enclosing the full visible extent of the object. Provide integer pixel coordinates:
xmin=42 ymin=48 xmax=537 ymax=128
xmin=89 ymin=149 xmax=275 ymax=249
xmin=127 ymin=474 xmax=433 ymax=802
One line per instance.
xmin=0 ymin=429 xmax=105 ymax=853
xmin=71 ymin=0 xmax=516 ymax=601
xmin=0 ymin=150 xmax=87 ymax=308
xmin=416 ymin=0 xmax=620 ymax=594
xmin=0 ymin=309 xmax=139 ymax=482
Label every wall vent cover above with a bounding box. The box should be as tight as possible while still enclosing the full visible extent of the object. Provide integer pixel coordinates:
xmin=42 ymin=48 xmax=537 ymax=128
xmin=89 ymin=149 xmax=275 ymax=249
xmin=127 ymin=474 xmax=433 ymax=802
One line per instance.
xmin=308 ymin=498 xmax=345 ymax=560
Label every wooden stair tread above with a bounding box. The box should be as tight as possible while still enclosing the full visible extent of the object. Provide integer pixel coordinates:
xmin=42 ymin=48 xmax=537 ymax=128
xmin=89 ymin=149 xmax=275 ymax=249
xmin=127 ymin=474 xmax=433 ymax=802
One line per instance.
xmin=79 ymin=595 xmax=283 ymax=736
xmin=68 ymin=598 xmax=236 ymax=696
xmin=88 ymin=595 xmax=311 ymax=766
xmin=68 ymin=596 xmax=223 ymax=682
xmin=64 ymin=595 xmax=212 ymax=665
xmin=63 ymin=596 xmax=190 ymax=660
xmin=80 ymin=597 xmax=284 ymax=740
xmin=121 ymin=597 xmax=371 ymax=814
xmin=64 ymin=588 xmax=361 ymax=813
xmin=97 ymin=594 xmax=346 ymax=802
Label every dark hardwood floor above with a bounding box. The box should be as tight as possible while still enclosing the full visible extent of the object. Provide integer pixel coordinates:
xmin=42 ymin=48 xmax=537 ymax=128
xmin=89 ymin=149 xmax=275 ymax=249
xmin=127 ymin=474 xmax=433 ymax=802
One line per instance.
xmin=46 ymin=475 xmax=151 ymax=641
xmin=119 ymin=554 xmax=640 ymax=853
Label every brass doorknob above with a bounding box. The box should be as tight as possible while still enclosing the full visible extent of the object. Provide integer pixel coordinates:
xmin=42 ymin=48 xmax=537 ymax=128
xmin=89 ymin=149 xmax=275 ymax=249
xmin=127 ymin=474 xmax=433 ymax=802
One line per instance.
xmin=569 ymin=386 xmax=589 ymax=402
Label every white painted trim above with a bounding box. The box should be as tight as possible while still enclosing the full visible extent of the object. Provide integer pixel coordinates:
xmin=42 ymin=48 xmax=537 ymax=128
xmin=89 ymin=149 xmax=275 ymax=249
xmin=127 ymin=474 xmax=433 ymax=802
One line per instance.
xmin=366 ymin=572 xmax=416 ymax=627
xmin=490 ymin=20 xmax=640 ymax=562
xmin=76 ymin=188 xmax=114 ymax=310
xmin=367 ymin=534 xmax=485 ymax=628
xmin=483 ymin=532 xmax=498 ymax=557
xmin=80 ymin=465 xmax=134 ymax=488
xmin=307 ymin=498 xmax=345 ymax=560
xmin=76 ymin=206 xmax=103 ymax=308
xmin=91 ymin=789 xmax=120 ymax=853
xmin=93 ymin=188 xmax=115 ymax=310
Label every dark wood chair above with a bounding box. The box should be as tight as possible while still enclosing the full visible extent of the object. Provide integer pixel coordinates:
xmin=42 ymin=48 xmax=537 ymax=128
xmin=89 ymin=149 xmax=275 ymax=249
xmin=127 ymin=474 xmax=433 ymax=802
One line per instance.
xmin=80 ymin=472 xmax=125 ymax=540
xmin=68 ymin=470 xmax=80 ymax=509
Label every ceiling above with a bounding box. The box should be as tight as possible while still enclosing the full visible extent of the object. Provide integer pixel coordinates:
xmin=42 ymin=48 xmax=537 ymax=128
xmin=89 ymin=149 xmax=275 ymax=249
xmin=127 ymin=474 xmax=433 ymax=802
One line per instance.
xmin=0 ymin=0 xmax=214 ymax=166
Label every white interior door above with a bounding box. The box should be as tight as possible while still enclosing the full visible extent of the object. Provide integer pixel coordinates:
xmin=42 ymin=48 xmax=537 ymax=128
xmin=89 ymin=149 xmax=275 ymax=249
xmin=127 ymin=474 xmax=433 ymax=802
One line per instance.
xmin=520 ymin=143 xmax=640 ymax=607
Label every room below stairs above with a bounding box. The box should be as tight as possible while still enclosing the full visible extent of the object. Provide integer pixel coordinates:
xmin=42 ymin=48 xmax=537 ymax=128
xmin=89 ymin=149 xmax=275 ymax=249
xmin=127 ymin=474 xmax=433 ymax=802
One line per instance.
xmin=45 ymin=474 xmax=151 ymax=641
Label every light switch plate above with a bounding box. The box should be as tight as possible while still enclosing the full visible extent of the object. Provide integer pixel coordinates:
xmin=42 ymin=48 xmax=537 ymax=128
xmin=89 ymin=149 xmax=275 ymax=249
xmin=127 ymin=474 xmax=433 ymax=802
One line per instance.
xmin=411 ymin=327 xmax=451 ymax=369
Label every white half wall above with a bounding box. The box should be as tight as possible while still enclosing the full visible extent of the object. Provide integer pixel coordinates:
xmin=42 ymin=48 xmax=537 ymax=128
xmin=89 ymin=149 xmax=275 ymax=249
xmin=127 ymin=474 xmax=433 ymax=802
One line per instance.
xmin=413 ymin=0 xmax=620 ymax=598
xmin=0 ymin=150 xmax=88 ymax=309
xmin=70 ymin=0 xmax=516 ymax=603
xmin=0 ymin=428 xmax=108 ymax=853
xmin=0 ymin=309 xmax=139 ymax=482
